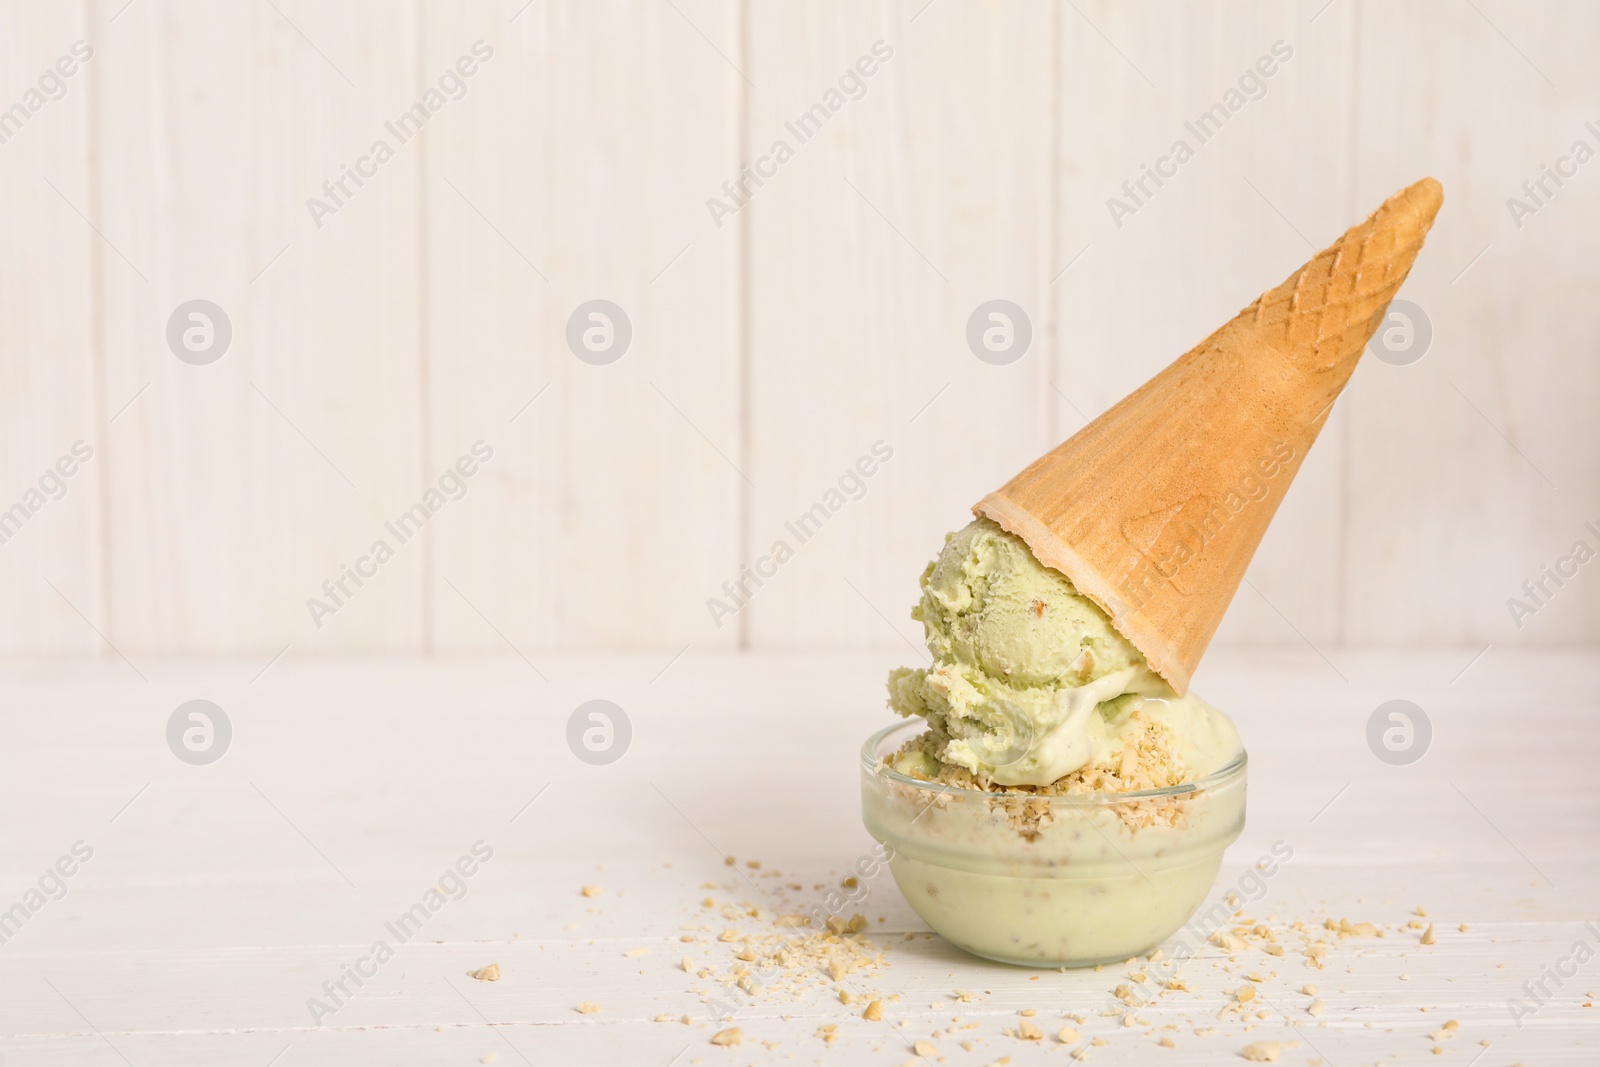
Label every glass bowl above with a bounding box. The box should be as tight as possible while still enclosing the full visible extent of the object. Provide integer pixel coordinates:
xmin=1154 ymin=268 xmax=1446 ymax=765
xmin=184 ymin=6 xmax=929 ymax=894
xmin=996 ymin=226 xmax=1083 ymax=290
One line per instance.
xmin=861 ymin=720 xmax=1247 ymax=968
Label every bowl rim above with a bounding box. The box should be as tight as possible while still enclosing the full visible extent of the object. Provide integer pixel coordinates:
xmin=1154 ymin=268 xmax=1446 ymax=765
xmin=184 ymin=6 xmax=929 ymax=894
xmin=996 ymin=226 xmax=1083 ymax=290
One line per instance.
xmin=861 ymin=719 xmax=1247 ymax=804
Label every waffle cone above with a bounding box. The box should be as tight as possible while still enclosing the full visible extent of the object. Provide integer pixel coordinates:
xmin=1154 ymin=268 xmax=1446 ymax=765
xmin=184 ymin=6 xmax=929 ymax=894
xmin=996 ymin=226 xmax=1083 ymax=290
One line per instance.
xmin=977 ymin=177 xmax=1443 ymax=694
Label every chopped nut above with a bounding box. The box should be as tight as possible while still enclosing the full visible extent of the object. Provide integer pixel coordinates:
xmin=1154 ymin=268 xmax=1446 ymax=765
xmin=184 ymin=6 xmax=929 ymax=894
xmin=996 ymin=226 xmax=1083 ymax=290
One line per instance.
xmin=1018 ymin=1020 xmax=1043 ymax=1041
xmin=576 ymin=1001 xmax=599 ymax=1015
xmin=1235 ymin=984 xmax=1256 ymax=1003
xmin=913 ymin=1040 xmax=938 ymax=1056
xmin=1307 ymin=999 xmax=1326 ymax=1016
xmin=1210 ymin=931 xmax=1249 ymax=952
xmin=580 ymin=885 xmax=601 ymax=897
xmin=623 ymin=947 xmax=648 ymax=958
xmin=863 ymin=999 xmax=885 ymax=1021
xmin=1020 ymin=1008 xmax=1037 ymax=1016
xmin=710 ymin=1027 xmax=742 ymax=1047
xmin=718 ymin=928 xmax=738 ymax=942
xmin=1301 ymin=984 xmax=1318 ymax=996
xmin=468 ymin=964 xmax=500 ymax=982
xmin=1421 ymin=923 xmax=1436 ymax=945
xmin=1239 ymin=1040 xmax=1297 ymax=1062
xmin=1057 ymin=1025 xmax=1080 ymax=1043
xmin=1158 ymin=1036 xmax=1175 ymax=1048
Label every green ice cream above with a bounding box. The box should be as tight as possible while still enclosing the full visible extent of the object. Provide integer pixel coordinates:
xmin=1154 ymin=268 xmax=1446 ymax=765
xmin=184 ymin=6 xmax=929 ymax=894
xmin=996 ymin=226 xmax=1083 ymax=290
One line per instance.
xmin=888 ymin=519 xmax=1235 ymax=787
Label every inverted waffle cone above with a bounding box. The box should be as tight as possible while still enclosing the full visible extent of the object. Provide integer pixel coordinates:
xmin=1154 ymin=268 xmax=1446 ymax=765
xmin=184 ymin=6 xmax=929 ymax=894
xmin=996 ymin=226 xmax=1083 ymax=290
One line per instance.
xmin=977 ymin=177 xmax=1443 ymax=694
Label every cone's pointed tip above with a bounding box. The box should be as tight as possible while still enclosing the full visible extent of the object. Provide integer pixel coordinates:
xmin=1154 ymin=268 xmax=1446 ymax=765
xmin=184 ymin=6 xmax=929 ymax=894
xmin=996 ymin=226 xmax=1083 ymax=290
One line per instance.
xmin=1392 ymin=176 xmax=1444 ymax=226
xmin=1404 ymin=174 xmax=1444 ymax=196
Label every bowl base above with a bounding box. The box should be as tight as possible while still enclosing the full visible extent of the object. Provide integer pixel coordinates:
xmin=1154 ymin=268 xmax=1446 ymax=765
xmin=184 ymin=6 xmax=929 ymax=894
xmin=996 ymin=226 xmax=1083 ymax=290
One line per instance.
xmin=886 ymin=852 xmax=1224 ymax=969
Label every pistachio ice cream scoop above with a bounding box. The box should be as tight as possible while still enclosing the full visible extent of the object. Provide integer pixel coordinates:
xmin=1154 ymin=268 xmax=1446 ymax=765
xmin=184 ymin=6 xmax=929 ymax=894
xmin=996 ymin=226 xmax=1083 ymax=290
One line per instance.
xmin=887 ymin=519 xmax=1238 ymax=787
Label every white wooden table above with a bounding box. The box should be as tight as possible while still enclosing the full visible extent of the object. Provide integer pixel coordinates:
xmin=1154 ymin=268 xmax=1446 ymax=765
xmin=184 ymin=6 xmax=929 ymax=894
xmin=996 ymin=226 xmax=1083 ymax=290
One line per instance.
xmin=2 ymin=648 xmax=1596 ymax=1065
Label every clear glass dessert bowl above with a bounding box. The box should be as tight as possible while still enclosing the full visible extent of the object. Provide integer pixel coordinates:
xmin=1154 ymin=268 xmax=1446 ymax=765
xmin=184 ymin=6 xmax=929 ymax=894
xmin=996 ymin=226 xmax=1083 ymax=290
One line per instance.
xmin=861 ymin=720 xmax=1247 ymax=968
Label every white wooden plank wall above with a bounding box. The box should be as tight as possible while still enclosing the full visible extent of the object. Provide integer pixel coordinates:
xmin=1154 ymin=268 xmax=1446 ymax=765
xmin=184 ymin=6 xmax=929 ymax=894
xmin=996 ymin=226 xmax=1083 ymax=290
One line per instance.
xmin=0 ymin=2 xmax=98 ymax=654
xmin=0 ymin=0 xmax=1594 ymax=658
xmin=1347 ymin=0 xmax=1600 ymax=646
xmin=743 ymin=3 xmax=1057 ymax=650
xmin=91 ymin=0 xmax=428 ymax=653
xmin=422 ymin=0 xmax=743 ymax=653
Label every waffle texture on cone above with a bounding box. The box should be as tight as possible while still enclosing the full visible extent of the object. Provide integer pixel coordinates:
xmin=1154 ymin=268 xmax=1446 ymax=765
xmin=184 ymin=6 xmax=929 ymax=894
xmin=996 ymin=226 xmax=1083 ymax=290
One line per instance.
xmin=976 ymin=177 xmax=1443 ymax=694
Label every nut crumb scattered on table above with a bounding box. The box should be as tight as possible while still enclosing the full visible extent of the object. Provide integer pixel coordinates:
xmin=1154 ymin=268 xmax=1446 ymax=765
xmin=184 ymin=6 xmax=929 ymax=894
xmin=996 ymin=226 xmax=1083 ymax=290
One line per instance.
xmin=1239 ymin=1040 xmax=1298 ymax=1062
